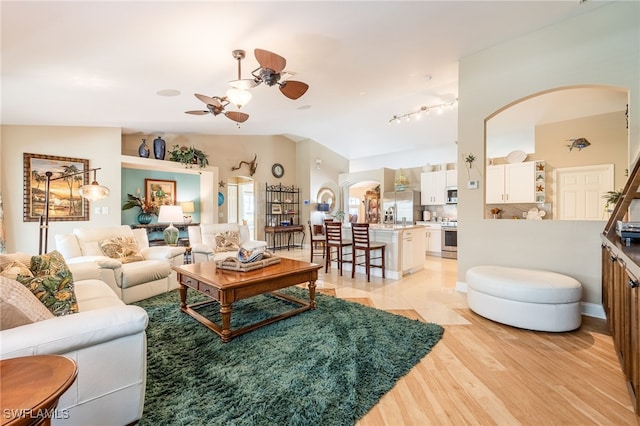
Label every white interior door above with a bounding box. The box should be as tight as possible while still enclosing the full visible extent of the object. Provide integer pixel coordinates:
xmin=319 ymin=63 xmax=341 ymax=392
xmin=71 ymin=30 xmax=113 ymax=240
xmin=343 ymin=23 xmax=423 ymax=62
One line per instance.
xmin=227 ymin=184 xmax=238 ymax=223
xmin=554 ymin=164 xmax=613 ymax=220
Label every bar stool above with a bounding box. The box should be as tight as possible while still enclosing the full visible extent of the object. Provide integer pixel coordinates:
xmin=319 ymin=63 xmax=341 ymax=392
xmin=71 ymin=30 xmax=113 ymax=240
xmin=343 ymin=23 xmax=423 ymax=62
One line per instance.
xmin=350 ymin=223 xmax=385 ymax=282
xmin=308 ymin=220 xmax=326 ymax=262
xmin=324 ymin=221 xmax=352 ymax=276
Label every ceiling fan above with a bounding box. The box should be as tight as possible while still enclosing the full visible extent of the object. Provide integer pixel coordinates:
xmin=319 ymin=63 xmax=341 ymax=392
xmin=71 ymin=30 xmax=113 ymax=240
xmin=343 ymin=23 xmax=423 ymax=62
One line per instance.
xmin=229 ymin=48 xmax=309 ymax=100
xmin=185 ymin=94 xmax=249 ymax=123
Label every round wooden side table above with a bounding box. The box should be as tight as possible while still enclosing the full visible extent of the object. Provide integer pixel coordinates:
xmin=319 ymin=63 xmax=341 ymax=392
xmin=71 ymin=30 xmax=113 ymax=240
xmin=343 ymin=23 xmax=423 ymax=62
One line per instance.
xmin=1 ymin=355 xmax=77 ymax=426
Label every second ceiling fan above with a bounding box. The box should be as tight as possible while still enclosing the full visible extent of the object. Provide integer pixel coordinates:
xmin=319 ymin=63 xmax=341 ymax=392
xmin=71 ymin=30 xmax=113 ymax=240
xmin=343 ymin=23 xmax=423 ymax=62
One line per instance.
xmin=185 ymin=94 xmax=249 ymax=123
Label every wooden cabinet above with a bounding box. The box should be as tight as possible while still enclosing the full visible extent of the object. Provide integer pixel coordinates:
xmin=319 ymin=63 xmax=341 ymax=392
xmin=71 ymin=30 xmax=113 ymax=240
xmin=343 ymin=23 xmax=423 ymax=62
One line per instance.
xmin=420 ymin=171 xmax=446 ymax=205
xmin=486 ymin=161 xmax=536 ymax=204
xmin=424 ymin=224 xmax=442 ymax=255
xmin=601 ymin=243 xmax=640 ymax=414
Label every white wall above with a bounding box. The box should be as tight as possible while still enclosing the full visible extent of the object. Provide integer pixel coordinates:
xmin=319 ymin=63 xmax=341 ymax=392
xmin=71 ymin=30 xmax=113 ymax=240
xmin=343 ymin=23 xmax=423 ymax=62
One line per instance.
xmin=1 ymin=125 xmax=123 ymax=254
xmin=349 ymin=143 xmax=458 ymax=173
xmin=457 ymin=2 xmax=639 ymax=307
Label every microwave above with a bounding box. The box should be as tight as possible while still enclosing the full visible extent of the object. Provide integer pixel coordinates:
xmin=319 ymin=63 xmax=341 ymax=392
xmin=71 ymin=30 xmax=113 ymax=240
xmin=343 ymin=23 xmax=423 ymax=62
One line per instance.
xmin=446 ymin=187 xmax=458 ymax=204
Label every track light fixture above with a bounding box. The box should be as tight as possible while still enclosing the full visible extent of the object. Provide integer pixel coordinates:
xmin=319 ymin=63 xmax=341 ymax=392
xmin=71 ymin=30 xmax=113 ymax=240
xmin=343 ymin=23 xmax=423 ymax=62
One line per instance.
xmin=388 ymin=99 xmax=458 ymax=125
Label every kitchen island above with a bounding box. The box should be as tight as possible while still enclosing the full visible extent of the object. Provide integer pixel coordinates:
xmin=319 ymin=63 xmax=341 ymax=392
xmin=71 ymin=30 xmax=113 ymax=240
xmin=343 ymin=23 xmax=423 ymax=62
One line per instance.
xmin=336 ymin=224 xmax=425 ymax=280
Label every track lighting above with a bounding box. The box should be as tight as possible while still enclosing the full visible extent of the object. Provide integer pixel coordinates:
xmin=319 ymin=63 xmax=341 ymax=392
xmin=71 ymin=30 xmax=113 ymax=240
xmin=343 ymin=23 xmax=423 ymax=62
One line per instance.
xmin=388 ymin=99 xmax=458 ymax=125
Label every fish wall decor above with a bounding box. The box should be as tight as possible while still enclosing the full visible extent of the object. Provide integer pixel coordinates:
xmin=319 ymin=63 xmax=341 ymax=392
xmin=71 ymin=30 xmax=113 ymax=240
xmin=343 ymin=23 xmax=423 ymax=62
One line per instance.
xmin=566 ymin=138 xmax=591 ymax=151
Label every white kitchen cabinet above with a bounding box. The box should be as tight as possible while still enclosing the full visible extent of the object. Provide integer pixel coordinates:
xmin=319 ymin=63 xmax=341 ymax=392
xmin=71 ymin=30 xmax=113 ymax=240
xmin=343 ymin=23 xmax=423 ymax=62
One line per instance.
xmin=402 ymin=228 xmax=425 ymax=273
xmin=486 ymin=161 xmax=536 ymax=204
xmin=446 ymin=169 xmax=457 ymax=187
xmin=424 ymin=224 xmax=442 ymax=255
xmin=420 ymin=171 xmax=446 ymax=205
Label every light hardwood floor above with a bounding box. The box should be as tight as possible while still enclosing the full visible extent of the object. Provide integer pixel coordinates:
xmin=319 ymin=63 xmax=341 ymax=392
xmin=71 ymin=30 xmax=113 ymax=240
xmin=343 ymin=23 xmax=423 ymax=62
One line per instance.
xmin=278 ymin=248 xmax=640 ymax=425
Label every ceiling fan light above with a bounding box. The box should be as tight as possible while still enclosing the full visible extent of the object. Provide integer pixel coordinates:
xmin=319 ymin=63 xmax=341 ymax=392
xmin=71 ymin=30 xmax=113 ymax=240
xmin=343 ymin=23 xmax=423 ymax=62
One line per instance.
xmin=226 ymin=88 xmax=252 ymax=109
xmin=229 ymin=79 xmax=258 ymax=90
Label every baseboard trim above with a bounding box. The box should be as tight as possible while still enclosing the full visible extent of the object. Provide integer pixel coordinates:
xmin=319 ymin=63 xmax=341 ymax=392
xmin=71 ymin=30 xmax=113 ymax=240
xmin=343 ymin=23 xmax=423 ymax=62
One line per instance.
xmin=581 ymin=302 xmax=605 ymax=319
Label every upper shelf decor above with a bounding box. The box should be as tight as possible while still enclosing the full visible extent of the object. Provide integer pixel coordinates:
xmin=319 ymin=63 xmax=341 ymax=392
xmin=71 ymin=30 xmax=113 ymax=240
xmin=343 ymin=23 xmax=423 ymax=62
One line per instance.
xmin=168 ymin=145 xmax=209 ymax=168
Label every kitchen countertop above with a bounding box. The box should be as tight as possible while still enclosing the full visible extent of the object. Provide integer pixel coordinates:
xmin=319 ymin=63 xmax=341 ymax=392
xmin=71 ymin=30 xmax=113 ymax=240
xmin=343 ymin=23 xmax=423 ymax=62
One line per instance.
xmin=368 ymin=224 xmax=425 ymax=230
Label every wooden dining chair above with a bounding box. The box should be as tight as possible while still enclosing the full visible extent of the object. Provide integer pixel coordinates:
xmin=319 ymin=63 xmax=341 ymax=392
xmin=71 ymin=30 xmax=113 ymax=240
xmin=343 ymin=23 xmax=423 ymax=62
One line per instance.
xmin=308 ymin=220 xmax=326 ymax=262
xmin=350 ymin=223 xmax=385 ymax=282
xmin=324 ymin=221 xmax=352 ymax=276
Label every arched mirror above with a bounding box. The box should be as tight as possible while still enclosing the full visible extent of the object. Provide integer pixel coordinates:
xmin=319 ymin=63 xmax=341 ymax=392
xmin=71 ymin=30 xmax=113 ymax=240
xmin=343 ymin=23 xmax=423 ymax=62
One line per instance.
xmin=317 ymin=187 xmax=336 ymax=214
xmin=485 ymin=86 xmax=628 ymax=221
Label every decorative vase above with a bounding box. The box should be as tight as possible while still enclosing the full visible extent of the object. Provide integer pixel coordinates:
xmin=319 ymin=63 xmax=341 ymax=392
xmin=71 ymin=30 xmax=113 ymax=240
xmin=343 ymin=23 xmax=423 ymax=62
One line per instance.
xmin=153 ymin=136 xmax=166 ymax=160
xmin=138 ymin=138 xmax=150 ymax=158
xmin=137 ymin=212 xmax=153 ymax=225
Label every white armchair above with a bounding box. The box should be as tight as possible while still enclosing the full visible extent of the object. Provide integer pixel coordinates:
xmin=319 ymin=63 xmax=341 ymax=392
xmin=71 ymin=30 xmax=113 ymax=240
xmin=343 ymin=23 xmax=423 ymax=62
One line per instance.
xmin=55 ymin=225 xmax=185 ymax=303
xmin=188 ymin=224 xmax=267 ymax=263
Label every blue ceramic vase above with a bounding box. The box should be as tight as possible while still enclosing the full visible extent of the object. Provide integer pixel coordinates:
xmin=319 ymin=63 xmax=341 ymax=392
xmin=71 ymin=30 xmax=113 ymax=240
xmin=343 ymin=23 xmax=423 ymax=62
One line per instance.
xmin=138 ymin=139 xmax=150 ymax=158
xmin=137 ymin=212 xmax=153 ymax=225
xmin=153 ymin=136 xmax=166 ymax=160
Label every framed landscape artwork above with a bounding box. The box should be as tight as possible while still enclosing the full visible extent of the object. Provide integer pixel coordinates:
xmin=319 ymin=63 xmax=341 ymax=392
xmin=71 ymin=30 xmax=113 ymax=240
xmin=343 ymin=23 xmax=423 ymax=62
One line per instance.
xmin=23 ymin=153 xmax=90 ymax=222
xmin=145 ymin=179 xmax=176 ymax=207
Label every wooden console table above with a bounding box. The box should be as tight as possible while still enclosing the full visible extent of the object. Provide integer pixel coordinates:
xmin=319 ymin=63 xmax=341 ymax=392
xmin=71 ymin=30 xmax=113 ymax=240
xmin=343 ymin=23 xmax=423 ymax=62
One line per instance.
xmin=1 ymin=355 xmax=77 ymax=425
xmin=131 ymin=223 xmax=198 ymax=247
xmin=264 ymin=225 xmax=305 ymax=251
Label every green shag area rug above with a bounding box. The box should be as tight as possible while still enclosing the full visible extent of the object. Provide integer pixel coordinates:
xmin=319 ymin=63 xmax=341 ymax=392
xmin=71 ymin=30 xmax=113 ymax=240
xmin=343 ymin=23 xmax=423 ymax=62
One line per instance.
xmin=134 ymin=287 xmax=444 ymax=426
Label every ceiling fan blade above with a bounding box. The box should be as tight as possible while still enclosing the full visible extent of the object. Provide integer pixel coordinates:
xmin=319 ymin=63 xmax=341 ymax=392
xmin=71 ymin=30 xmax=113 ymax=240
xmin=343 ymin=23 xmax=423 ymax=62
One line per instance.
xmin=225 ymin=111 xmax=250 ymax=123
xmin=185 ymin=110 xmax=210 ymax=115
xmin=279 ymin=80 xmax=309 ymax=100
xmin=255 ymin=49 xmax=286 ymax=73
xmin=194 ymin=93 xmax=221 ymax=107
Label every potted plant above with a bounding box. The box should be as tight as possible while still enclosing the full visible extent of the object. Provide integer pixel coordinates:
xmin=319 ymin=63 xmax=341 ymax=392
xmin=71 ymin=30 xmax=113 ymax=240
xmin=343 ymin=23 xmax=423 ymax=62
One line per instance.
xmin=333 ymin=209 xmax=346 ymax=222
xmin=122 ymin=194 xmax=158 ymax=224
xmin=603 ymin=189 xmax=623 ymax=213
xmin=168 ymin=145 xmax=209 ymax=168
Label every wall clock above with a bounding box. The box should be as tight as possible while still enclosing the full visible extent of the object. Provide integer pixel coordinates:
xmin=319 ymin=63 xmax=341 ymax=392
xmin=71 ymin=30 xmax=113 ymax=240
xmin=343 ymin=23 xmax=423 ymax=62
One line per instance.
xmin=272 ymin=163 xmax=284 ymax=178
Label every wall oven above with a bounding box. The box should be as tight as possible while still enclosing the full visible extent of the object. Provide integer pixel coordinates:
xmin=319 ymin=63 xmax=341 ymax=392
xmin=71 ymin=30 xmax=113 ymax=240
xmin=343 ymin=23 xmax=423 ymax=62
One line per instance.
xmin=441 ymin=222 xmax=457 ymax=259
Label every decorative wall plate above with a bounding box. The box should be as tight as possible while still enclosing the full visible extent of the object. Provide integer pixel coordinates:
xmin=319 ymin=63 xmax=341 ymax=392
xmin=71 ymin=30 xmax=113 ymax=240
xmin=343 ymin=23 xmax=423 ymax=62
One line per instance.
xmin=506 ymin=150 xmax=527 ymax=163
xmin=218 ymin=192 xmax=224 ymax=206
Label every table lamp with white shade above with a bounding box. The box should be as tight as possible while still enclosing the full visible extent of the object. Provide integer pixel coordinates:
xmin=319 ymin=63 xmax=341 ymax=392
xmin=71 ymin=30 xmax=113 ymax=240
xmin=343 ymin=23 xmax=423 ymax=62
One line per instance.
xmin=180 ymin=201 xmax=195 ymax=224
xmin=157 ymin=205 xmax=184 ymax=245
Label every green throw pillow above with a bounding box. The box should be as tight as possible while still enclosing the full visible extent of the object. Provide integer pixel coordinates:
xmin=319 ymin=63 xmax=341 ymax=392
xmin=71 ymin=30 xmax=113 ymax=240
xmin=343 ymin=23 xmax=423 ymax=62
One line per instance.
xmin=16 ymin=250 xmax=78 ymax=316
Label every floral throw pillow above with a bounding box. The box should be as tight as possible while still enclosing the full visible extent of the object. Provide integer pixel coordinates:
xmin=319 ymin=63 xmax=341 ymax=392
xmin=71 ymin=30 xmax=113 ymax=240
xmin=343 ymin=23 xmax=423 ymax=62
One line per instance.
xmin=16 ymin=250 xmax=78 ymax=317
xmin=99 ymin=237 xmax=144 ymax=264
xmin=214 ymin=231 xmax=240 ymax=253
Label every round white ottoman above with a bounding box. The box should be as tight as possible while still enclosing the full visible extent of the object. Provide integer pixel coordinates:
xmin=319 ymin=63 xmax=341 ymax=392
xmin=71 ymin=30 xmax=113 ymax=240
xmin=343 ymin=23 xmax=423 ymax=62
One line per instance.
xmin=466 ymin=265 xmax=582 ymax=332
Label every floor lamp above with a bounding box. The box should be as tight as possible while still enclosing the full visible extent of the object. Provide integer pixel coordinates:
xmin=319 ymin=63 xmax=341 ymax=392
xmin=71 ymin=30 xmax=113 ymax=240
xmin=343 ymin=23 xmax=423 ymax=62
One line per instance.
xmin=39 ymin=168 xmax=110 ymax=255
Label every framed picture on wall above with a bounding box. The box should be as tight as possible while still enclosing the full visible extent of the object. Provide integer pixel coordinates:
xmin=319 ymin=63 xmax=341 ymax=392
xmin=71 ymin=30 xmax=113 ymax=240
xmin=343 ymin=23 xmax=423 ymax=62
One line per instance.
xmin=145 ymin=178 xmax=176 ymax=206
xmin=23 ymin=153 xmax=90 ymax=222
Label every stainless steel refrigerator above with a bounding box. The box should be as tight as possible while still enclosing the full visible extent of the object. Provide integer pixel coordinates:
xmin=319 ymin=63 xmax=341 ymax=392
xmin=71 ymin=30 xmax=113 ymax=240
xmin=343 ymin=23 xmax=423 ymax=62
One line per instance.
xmin=382 ymin=191 xmax=421 ymax=224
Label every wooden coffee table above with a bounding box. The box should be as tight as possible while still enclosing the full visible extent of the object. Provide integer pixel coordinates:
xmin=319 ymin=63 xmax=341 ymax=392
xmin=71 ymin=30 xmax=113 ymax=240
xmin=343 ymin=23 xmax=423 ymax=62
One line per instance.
xmin=1 ymin=355 xmax=77 ymax=426
xmin=174 ymin=258 xmax=322 ymax=342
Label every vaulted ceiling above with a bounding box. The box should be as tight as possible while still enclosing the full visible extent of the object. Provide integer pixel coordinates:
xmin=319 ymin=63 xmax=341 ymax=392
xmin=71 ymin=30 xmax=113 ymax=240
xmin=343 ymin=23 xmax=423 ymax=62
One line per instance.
xmin=1 ymin=1 xmax=608 ymax=161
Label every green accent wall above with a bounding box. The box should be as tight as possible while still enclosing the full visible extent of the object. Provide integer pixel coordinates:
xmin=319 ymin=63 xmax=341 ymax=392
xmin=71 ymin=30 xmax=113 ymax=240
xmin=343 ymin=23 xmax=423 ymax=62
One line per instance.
xmin=121 ymin=168 xmax=201 ymax=226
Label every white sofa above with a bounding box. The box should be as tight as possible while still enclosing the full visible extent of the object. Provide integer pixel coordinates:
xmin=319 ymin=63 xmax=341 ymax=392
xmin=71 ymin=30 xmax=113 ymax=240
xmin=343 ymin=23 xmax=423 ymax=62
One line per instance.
xmin=0 ymin=257 xmax=148 ymax=426
xmin=55 ymin=225 xmax=185 ymax=303
xmin=188 ymin=223 xmax=267 ymax=263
